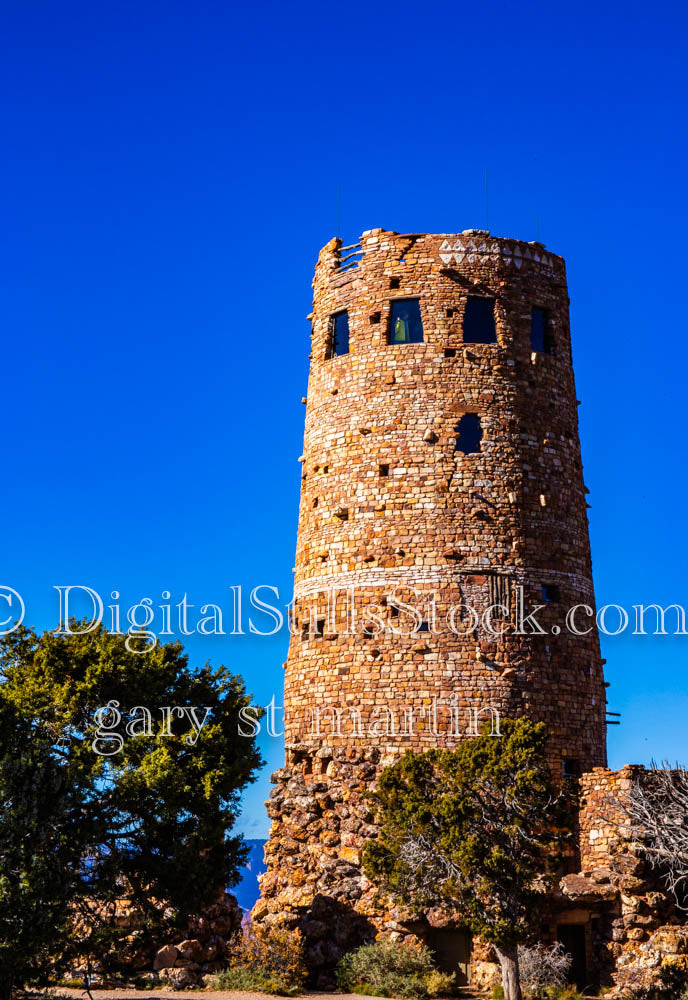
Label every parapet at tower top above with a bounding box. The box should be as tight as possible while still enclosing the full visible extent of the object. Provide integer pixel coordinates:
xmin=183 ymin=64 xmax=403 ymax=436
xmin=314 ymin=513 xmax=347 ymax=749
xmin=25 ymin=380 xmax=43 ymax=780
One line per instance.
xmin=318 ymin=227 xmax=564 ymax=279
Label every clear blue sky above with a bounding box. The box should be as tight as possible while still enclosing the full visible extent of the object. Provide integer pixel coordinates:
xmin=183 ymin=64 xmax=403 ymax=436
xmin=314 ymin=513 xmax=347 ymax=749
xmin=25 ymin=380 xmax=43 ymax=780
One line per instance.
xmin=2 ymin=0 xmax=687 ymax=836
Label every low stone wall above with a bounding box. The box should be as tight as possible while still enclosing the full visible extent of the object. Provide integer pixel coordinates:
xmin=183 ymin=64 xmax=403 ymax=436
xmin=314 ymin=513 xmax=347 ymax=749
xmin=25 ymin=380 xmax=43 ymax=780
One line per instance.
xmin=69 ymin=893 xmax=242 ymax=988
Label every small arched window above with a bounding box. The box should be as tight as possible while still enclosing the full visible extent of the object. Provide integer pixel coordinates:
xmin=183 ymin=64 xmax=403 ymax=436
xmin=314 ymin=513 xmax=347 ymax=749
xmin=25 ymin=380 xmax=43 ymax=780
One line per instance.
xmin=455 ymin=414 xmax=482 ymax=454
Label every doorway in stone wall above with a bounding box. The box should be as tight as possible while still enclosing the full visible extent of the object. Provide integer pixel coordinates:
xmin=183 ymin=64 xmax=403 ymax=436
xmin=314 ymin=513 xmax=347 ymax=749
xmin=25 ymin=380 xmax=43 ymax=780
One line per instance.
xmin=557 ymin=924 xmax=587 ymax=991
xmin=427 ymin=928 xmax=471 ymax=985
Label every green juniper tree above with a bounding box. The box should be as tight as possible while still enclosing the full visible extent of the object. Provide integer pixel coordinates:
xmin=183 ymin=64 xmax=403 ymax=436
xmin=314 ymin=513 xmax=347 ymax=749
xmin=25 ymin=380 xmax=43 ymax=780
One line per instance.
xmin=362 ymin=719 xmax=574 ymax=1000
xmin=0 ymin=624 xmax=263 ymax=996
xmin=0 ymin=697 xmax=87 ymax=1000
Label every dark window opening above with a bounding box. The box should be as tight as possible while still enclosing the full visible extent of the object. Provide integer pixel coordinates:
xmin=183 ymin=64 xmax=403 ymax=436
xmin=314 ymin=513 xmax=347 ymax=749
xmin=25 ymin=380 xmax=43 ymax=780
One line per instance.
xmin=370 ymin=312 xmax=381 ymax=324
xmin=531 ymin=307 xmax=554 ymax=354
xmin=418 ymin=620 xmax=430 ymax=632
xmin=563 ymin=758 xmax=581 ymax=778
xmin=301 ymin=623 xmax=310 ymax=640
xmin=315 ymin=618 xmax=326 ymax=636
xmin=362 ymin=624 xmax=376 ymax=637
xmin=312 ymin=497 xmax=318 ymax=508
xmin=389 ymin=299 xmax=424 ymax=344
xmin=455 ymin=414 xmax=482 ymax=455
xmin=379 ymin=463 xmax=390 ymax=477
xmin=328 ymin=311 xmax=350 ymax=358
xmin=389 ymin=277 xmax=400 ymax=289
xmin=446 ymin=308 xmax=454 ymax=317
xmin=463 ymin=297 xmax=497 ymax=344
xmin=542 ymin=584 xmax=561 ymax=603
xmin=444 ymin=348 xmax=456 ymax=358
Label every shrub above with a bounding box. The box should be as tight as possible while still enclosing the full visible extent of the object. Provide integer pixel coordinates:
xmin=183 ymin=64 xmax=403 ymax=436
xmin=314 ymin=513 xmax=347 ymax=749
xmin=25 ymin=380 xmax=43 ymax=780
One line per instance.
xmin=217 ymin=922 xmax=307 ymax=996
xmin=517 ymin=942 xmax=572 ymax=997
xmin=335 ymin=938 xmax=455 ymax=998
xmin=544 ymin=989 xmax=582 ymax=1000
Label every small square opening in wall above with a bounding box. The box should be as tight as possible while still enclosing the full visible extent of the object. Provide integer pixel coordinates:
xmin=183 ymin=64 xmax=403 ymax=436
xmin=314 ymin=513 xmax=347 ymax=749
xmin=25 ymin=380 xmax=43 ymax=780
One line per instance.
xmin=369 ymin=312 xmax=381 ymax=324
xmin=463 ymin=297 xmax=497 ymax=344
xmin=315 ymin=618 xmax=326 ymax=636
xmin=444 ymin=348 xmax=456 ymax=358
xmin=379 ymin=463 xmax=390 ymax=477
xmin=389 ymin=277 xmax=400 ymax=289
xmin=301 ymin=623 xmax=310 ymax=640
xmin=417 ymin=620 xmax=430 ymax=633
xmin=542 ymin=584 xmax=560 ymax=603
xmin=563 ymin=758 xmax=581 ymax=778
xmin=446 ymin=308 xmax=454 ymax=317
xmin=389 ymin=299 xmax=424 ymax=344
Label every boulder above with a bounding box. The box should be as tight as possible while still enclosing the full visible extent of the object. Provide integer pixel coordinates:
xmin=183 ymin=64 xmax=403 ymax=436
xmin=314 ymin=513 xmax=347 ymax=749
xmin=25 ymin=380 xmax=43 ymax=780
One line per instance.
xmin=153 ymin=943 xmax=178 ymax=970
xmin=176 ymin=938 xmax=204 ymax=962
xmin=159 ymin=966 xmax=198 ymax=988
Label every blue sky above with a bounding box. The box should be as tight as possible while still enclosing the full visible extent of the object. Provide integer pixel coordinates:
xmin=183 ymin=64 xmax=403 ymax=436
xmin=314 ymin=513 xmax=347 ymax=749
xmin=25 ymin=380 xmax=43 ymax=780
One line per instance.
xmin=1 ymin=0 xmax=687 ymax=836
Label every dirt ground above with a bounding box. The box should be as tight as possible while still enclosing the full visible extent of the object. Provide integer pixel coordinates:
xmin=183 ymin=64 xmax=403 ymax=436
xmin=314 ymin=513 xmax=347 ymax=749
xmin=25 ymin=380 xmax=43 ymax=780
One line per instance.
xmin=50 ymin=990 xmax=372 ymax=1000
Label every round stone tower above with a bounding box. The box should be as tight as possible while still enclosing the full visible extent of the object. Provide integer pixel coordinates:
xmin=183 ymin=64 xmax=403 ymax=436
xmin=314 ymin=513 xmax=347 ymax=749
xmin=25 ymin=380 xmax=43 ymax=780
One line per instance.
xmin=256 ymin=228 xmax=607 ymax=979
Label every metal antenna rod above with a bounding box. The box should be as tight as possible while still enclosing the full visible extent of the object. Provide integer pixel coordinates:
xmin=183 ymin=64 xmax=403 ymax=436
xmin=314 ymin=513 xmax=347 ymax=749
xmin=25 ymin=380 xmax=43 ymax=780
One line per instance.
xmin=484 ymin=167 xmax=489 ymax=231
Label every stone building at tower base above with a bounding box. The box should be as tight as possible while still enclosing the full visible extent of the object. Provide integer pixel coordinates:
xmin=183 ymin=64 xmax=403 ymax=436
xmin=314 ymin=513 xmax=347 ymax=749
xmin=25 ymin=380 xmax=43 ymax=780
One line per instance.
xmin=254 ymin=762 xmax=688 ymax=994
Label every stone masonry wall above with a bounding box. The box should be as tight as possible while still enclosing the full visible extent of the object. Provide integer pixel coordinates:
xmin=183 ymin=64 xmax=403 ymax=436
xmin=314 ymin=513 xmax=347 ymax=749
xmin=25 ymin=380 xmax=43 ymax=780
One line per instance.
xmin=561 ymin=767 xmax=688 ymax=995
xmin=257 ymin=228 xmax=609 ymax=984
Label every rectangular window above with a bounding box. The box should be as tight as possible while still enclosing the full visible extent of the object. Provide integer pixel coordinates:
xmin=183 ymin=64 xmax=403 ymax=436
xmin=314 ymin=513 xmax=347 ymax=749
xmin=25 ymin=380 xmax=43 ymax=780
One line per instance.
xmin=563 ymin=758 xmax=581 ymax=778
xmin=463 ymin=297 xmax=497 ymax=344
xmin=328 ymin=311 xmax=350 ymax=357
xmin=531 ymin=308 xmax=554 ymax=354
xmin=542 ymin=584 xmax=560 ymax=603
xmin=455 ymin=414 xmax=482 ymax=454
xmin=389 ymin=299 xmax=424 ymax=344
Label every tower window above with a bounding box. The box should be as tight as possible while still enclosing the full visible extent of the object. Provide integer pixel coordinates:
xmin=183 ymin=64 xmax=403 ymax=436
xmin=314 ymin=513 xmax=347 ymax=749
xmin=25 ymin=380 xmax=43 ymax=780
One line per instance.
xmin=327 ymin=311 xmax=350 ymax=358
xmin=563 ymin=758 xmax=581 ymax=778
xmin=455 ymin=414 xmax=482 ymax=455
xmin=463 ymin=297 xmax=497 ymax=344
xmin=531 ymin=308 xmax=554 ymax=354
xmin=389 ymin=299 xmax=424 ymax=344
xmin=379 ymin=463 xmax=390 ymax=477
xmin=542 ymin=584 xmax=560 ymax=603
xmin=389 ymin=277 xmax=400 ymax=289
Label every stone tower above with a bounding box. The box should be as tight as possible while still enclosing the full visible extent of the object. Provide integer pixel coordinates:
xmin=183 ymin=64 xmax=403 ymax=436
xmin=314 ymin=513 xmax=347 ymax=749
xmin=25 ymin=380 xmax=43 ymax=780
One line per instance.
xmin=256 ymin=228 xmax=608 ymax=980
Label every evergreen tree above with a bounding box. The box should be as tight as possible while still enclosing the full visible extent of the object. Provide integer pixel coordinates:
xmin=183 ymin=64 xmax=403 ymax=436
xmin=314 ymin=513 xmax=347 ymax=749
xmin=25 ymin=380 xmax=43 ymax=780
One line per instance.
xmin=362 ymin=719 xmax=574 ymax=1000
xmin=0 ymin=624 xmax=263 ymax=996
